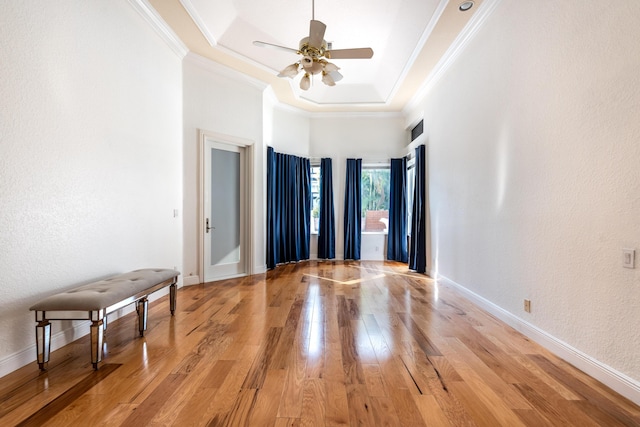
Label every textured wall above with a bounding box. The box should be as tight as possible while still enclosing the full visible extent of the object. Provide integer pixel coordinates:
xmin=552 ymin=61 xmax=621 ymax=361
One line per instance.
xmin=309 ymin=114 xmax=407 ymax=259
xmin=265 ymin=111 xmax=407 ymax=260
xmin=0 ymin=0 xmax=183 ymax=373
xmin=182 ymin=56 xmax=265 ymax=281
xmin=269 ymin=106 xmax=311 ymax=158
xmin=410 ymin=1 xmax=640 ymax=381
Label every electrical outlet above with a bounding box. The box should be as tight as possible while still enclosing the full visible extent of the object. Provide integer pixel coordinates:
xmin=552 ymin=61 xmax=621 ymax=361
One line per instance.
xmin=623 ymin=249 xmax=635 ymax=269
xmin=524 ymin=299 xmax=531 ymax=313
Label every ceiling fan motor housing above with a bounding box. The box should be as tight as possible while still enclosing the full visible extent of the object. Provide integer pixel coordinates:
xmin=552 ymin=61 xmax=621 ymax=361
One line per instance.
xmin=298 ymin=37 xmax=328 ymax=74
xmin=254 ymin=17 xmax=370 ymax=87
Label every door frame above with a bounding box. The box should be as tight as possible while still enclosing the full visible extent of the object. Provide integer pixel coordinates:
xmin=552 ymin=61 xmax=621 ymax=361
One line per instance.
xmin=198 ymin=129 xmax=254 ymax=283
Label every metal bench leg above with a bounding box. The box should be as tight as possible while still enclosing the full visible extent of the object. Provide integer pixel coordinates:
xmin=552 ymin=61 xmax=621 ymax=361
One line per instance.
xmin=91 ymin=319 xmax=104 ymax=370
xmin=35 ymin=320 xmax=51 ymax=371
xmin=170 ymin=283 xmax=177 ymax=315
xmin=137 ymin=298 xmax=148 ymax=337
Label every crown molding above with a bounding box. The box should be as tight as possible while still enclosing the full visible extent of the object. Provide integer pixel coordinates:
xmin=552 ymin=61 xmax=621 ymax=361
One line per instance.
xmin=403 ymin=0 xmax=503 ymax=116
xmin=385 ymin=0 xmax=449 ymax=105
xmin=178 ymin=0 xmax=217 ymax=47
xmin=184 ymin=52 xmax=269 ymax=91
xmin=270 ymin=100 xmax=404 ymax=120
xmin=272 ymin=101 xmax=312 ymax=118
xmin=128 ymin=0 xmax=188 ymax=59
xmin=310 ymin=111 xmax=404 ymax=120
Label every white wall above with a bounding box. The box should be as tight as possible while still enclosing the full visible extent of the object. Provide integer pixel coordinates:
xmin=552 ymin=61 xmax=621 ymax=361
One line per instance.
xmin=310 ymin=114 xmax=407 ymax=259
xmin=266 ymin=110 xmax=406 ymax=260
xmin=182 ymin=54 xmax=266 ymax=282
xmin=183 ymin=60 xmax=407 ymax=279
xmin=0 ymin=0 xmax=183 ymax=376
xmin=407 ymin=0 xmax=640 ymax=390
xmin=269 ymin=105 xmax=311 ymax=158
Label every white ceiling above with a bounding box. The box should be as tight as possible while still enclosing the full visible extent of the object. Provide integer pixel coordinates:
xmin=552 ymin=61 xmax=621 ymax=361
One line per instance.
xmin=149 ymin=0 xmax=492 ymax=112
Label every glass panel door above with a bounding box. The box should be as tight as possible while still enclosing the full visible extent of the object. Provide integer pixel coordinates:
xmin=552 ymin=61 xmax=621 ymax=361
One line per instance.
xmin=204 ymin=140 xmax=245 ymax=281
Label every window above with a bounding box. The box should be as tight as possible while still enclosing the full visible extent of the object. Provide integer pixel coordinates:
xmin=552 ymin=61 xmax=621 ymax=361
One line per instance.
xmin=361 ymin=166 xmax=390 ymax=232
xmin=310 ymin=165 xmax=320 ymax=234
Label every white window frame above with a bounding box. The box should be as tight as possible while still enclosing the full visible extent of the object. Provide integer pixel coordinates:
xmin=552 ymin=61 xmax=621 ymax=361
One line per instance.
xmin=361 ymin=163 xmax=390 ymax=235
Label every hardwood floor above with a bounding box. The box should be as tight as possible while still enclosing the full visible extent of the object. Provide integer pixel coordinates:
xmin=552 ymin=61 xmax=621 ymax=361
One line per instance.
xmin=2 ymin=261 xmax=639 ymax=426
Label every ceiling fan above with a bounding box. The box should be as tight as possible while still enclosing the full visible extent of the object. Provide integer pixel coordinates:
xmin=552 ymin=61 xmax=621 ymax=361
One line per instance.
xmin=253 ymin=0 xmax=374 ymax=90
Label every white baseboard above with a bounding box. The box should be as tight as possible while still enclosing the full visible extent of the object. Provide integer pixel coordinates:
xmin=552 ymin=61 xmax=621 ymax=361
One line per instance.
xmin=0 ymin=318 xmax=91 ymax=378
xmin=437 ymin=274 xmax=640 ymax=406
xmin=183 ymin=269 xmax=268 ymax=285
xmin=0 ymin=346 xmax=33 ymax=378
xmin=183 ymin=275 xmax=201 ymax=286
xmin=0 ymin=289 xmax=167 ymax=379
xmin=9 ymin=270 xmax=636 ymax=406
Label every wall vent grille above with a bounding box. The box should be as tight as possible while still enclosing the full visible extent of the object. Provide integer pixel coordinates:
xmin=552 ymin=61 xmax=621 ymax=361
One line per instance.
xmin=411 ymin=120 xmax=423 ymax=141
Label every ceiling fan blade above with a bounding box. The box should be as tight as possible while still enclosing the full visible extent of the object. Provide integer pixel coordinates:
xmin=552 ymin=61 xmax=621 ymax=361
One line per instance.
xmin=326 ymin=47 xmax=374 ymax=59
xmin=308 ymin=20 xmax=326 ymax=48
xmin=253 ymin=40 xmax=299 ymax=54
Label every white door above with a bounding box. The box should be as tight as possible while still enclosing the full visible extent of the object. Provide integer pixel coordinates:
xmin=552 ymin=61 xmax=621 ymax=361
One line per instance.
xmin=204 ymin=140 xmax=246 ymax=281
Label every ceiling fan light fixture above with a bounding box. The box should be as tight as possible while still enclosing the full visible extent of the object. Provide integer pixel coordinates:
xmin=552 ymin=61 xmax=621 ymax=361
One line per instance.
xmin=300 ymin=73 xmax=311 ymax=90
xmin=323 ymin=61 xmax=339 ymax=73
xmin=301 ymin=55 xmax=314 ymax=68
xmin=278 ymin=63 xmax=300 ymax=78
xmin=254 ymin=0 xmax=374 ymax=89
xmin=307 ymin=60 xmax=324 ymax=75
xmin=321 ymin=71 xmax=335 ymax=86
xmin=329 ymin=70 xmax=343 ymax=82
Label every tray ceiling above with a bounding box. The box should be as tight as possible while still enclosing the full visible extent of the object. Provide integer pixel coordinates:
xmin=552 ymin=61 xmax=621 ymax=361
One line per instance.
xmin=148 ymin=0 xmax=493 ymax=112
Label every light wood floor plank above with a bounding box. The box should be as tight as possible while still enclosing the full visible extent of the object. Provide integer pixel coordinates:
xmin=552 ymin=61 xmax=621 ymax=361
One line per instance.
xmin=247 ymin=368 xmax=286 ymax=427
xmin=1 ymin=261 xmax=639 ymax=426
xmin=412 ymin=394 xmax=452 ymax=427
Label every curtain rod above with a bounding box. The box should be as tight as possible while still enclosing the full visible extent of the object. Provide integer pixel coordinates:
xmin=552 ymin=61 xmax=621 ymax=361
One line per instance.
xmin=309 ymin=157 xmax=400 ymax=164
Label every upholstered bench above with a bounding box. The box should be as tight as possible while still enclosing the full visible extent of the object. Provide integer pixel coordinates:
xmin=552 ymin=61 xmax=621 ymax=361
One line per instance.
xmin=29 ymin=268 xmax=180 ymax=370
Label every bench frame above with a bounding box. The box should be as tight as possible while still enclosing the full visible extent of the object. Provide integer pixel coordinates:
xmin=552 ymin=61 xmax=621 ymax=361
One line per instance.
xmin=33 ymin=275 xmax=178 ymax=370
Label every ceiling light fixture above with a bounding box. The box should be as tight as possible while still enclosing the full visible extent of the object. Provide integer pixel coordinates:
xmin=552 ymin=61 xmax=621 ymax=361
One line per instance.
xmin=300 ymin=73 xmax=311 ymax=90
xmin=277 ymin=63 xmax=300 ymax=78
xmin=459 ymin=1 xmax=474 ymax=11
xmin=279 ymin=57 xmax=342 ymax=90
xmin=255 ymin=0 xmax=373 ymax=91
xmin=321 ymin=71 xmax=335 ymax=86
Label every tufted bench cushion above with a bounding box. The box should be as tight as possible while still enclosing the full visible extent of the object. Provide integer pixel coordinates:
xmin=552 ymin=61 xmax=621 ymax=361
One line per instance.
xmin=30 ymin=268 xmax=180 ymax=370
xmin=30 ymin=269 xmax=180 ymax=312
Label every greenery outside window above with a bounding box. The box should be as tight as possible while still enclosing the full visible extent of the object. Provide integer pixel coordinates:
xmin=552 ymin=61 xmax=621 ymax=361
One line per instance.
xmin=362 ymin=166 xmax=390 ymax=233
